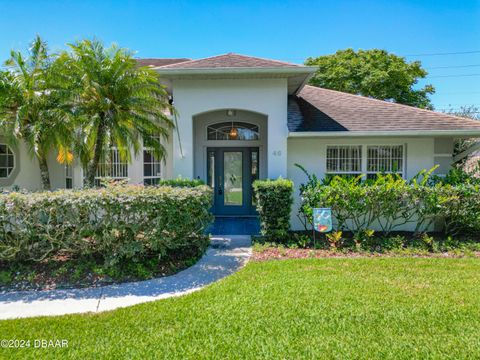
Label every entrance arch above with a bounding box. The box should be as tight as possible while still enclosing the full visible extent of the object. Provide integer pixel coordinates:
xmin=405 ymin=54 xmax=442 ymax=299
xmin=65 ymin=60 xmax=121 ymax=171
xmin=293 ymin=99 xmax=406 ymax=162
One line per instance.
xmin=193 ymin=109 xmax=267 ymax=215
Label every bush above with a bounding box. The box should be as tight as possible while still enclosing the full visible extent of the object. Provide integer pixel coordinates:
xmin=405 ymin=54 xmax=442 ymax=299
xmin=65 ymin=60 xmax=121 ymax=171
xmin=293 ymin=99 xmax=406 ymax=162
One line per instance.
xmin=296 ymin=165 xmax=480 ymax=237
xmin=155 ymin=178 xmax=205 ymax=187
xmin=430 ymin=167 xmax=480 ymax=186
xmin=0 ymin=184 xmax=213 ymax=265
xmin=253 ymin=178 xmax=294 ymax=241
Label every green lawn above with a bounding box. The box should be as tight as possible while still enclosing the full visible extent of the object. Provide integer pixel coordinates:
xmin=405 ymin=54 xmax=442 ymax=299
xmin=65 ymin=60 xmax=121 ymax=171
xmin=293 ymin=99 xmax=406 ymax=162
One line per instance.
xmin=1 ymin=258 xmax=480 ymax=359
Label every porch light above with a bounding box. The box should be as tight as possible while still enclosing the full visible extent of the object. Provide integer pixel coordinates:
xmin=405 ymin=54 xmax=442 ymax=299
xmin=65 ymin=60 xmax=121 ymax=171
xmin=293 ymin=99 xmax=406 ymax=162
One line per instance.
xmin=226 ymin=109 xmax=236 ymax=117
xmin=229 ymin=123 xmax=238 ymax=139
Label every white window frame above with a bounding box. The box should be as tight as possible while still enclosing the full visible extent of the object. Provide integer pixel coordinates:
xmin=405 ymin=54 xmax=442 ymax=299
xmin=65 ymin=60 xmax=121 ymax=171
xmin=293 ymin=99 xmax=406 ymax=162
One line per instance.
xmin=326 ymin=144 xmax=406 ymax=179
xmin=325 ymin=145 xmax=363 ymax=176
xmin=65 ymin=164 xmax=73 ymax=189
xmin=366 ymin=144 xmax=405 ymax=178
xmin=143 ymin=136 xmax=162 ymax=186
xmin=95 ymin=148 xmax=129 ymax=181
xmin=0 ymin=143 xmax=15 ymax=179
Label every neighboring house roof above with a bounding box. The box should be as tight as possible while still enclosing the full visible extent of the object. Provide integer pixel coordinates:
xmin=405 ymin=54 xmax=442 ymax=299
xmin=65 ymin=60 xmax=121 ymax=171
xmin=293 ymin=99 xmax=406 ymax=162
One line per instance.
xmin=288 ymin=85 xmax=480 ymax=134
xmin=135 ymin=58 xmax=191 ymax=67
xmin=155 ymin=53 xmax=303 ymax=69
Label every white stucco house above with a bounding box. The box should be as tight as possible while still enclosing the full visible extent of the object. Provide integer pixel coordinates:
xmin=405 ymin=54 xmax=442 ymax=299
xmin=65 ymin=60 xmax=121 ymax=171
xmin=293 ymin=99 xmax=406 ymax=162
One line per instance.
xmin=3 ymin=53 xmax=480 ymax=229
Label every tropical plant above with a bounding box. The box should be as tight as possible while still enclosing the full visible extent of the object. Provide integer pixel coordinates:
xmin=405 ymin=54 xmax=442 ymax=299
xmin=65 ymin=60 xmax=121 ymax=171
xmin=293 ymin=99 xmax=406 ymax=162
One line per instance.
xmin=0 ymin=36 xmax=73 ymax=190
xmin=58 ymin=39 xmax=174 ymax=187
xmin=305 ymin=48 xmax=435 ymax=109
xmin=296 ymin=164 xmax=480 ymax=237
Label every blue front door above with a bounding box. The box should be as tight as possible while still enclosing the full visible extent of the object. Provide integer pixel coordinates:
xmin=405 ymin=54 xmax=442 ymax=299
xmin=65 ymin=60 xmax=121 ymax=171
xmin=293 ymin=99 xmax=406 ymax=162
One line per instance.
xmin=207 ymin=147 xmax=259 ymax=216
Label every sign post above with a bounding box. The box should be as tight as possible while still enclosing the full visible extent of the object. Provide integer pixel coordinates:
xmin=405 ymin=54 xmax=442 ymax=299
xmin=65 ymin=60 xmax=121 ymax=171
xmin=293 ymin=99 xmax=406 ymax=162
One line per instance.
xmin=312 ymin=208 xmax=332 ymax=247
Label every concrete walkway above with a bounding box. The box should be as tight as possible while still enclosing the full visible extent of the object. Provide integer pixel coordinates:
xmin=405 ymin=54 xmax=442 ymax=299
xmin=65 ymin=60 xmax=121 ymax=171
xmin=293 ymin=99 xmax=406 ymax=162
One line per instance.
xmin=0 ymin=235 xmax=251 ymax=320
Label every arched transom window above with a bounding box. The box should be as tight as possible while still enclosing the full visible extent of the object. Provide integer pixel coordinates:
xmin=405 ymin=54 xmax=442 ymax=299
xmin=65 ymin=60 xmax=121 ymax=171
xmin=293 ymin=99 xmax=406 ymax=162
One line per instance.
xmin=207 ymin=122 xmax=259 ymax=141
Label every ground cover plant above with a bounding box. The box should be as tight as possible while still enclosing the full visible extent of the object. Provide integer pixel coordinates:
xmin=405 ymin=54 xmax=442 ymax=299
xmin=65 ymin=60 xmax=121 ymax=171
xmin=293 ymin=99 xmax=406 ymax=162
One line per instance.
xmin=1 ymin=258 xmax=480 ymax=359
xmin=0 ymin=183 xmax=213 ymax=290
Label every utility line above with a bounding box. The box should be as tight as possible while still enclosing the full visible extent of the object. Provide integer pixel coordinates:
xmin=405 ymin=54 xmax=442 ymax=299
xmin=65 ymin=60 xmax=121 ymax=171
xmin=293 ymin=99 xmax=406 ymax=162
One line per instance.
xmin=404 ymin=50 xmax=480 ymax=57
xmin=428 ymin=64 xmax=480 ymax=69
xmin=428 ymin=73 xmax=480 ymax=78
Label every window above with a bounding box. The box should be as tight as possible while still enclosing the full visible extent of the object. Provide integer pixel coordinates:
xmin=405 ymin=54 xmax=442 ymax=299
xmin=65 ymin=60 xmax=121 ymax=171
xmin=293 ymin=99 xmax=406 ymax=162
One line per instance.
xmin=65 ymin=165 xmax=73 ymax=189
xmin=207 ymin=122 xmax=259 ymax=141
xmin=326 ymin=146 xmax=362 ymax=176
xmin=95 ymin=149 xmax=128 ymax=185
xmin=367 ymin=145 xmax=404 ymax=179
xmin=0 ymin=144 xmax=14 ymax=178
xmin=326 ymin=144 xmax=405 ymax=179
xmin=143 ymin=136 xmax=162 ymax=185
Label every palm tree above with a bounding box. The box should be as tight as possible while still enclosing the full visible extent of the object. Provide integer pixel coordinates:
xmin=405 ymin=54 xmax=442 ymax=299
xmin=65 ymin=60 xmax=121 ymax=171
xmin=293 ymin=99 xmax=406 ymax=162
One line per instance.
xmin=61 ymin=39 xmax=174 ymax=187
xmin=0 ymin=36 xmax=73 ymax=190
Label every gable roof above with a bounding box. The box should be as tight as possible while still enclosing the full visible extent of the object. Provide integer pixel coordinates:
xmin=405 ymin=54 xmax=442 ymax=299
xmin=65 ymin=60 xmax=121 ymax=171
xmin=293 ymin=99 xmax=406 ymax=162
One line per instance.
xmin=135 ymin=58 xmax=191 ymax=67
xmin=288 ymin=85 xmax=480 ymax=135
xmin=156 ymin=53 xmax=303 ymax=69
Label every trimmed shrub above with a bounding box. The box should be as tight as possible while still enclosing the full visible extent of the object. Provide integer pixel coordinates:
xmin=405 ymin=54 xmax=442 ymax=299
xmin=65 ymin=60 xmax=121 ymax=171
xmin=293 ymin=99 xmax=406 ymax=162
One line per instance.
xmin=297 ymin=166 xmax=480 ymax=237
xmin=253 ymin=178 xmax=294 ymax=241
xmin=155 ymin=178 xmax=205 ymax=187
xmin=0 ymin=184 xmax=213 ymax=265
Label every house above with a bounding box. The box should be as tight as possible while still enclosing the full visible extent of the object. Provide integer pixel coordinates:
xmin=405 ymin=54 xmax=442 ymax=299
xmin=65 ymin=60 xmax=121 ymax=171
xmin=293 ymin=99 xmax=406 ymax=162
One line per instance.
xmin=3 ymin=53 xmax=480 ymax=230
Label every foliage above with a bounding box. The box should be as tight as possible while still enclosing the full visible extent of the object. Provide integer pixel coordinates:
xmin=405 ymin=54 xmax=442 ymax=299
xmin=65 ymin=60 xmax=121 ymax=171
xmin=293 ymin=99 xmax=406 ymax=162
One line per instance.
xmin=430 ymin=167 xmax=480 ymax=186
xmin=253 ymin=178 xmax=294 ymax=241
xmin=326 ymin=231 xmax=343 ymax=250
xmin=305 ymin=48 xmax=435 ymax=109
xmin=0 ymin=36 xmax=74 ymax=190
xmin=56 ymin=39 xmax=174 ymax=187
xmin=2 ymin=259 xmax=480 ymax=359
xmin=296 ymin=165 xmax=480 ymax=237
xmin=445 ymin=105 xmax=480 ymax=165
xmin=0 ymin=185 xmax=213 ymax=265
xmin=155 ymin=178 xmax=205 ymax=187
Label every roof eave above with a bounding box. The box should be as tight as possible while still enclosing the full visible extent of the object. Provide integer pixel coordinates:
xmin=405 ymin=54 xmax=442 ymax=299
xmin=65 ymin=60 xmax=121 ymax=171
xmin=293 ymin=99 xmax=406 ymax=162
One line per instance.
xmin=288 ymin=130 xmax=480 ymax=138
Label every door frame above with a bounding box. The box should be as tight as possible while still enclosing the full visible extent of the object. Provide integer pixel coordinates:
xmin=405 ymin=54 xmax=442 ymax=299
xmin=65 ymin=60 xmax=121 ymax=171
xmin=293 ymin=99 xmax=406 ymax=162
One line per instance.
xmin=207 ymin=147 xmax=259 ymax=216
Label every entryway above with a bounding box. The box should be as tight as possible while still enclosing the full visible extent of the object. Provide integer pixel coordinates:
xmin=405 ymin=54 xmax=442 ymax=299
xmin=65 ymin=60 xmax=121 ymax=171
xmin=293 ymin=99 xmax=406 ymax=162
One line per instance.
xmin=207 ymin=217 xmax=260 ymax=235
xmin=207 ymin=147 xmax=259 ymax=216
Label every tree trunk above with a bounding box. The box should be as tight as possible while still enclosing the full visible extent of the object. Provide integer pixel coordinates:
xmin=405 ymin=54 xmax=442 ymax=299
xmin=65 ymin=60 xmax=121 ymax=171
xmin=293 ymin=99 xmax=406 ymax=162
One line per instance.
xmin=85 ymin=121 xmax=106 ymax=188
xmin=38 ymin=155 xmax=51 ymax=191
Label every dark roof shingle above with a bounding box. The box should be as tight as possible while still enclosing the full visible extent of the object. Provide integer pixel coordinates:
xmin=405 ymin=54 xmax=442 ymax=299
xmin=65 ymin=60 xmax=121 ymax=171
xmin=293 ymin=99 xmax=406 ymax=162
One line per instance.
xmin=288 ymin=85 xmax=480 ymax=132
xmin=135 ymin=58 xmax=191 ymax=67
xmin=157 ymin=53 xmax=303 ymax=69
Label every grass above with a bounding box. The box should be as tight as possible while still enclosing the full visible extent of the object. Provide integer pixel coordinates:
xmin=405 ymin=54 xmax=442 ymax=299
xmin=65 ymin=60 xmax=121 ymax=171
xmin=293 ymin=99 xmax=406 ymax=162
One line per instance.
xmin=1 ymin=258 xmax=480 ymax=359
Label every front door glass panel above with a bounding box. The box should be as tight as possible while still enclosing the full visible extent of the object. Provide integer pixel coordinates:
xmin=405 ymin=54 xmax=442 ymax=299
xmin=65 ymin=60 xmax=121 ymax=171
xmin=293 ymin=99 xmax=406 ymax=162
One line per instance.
xmin=207 ymin=150 xmax=215 ymax=188
xmin=223 ymin=151 xmax=243 ymax=206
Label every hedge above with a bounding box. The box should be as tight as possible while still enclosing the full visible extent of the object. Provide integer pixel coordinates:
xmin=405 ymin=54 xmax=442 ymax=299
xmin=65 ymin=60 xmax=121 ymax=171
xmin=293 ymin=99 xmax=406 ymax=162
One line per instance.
xmin=0 ymin=184 xmax=213 ymax=265
xmin=155 ymin=178 xmax=205 ymax=187
xmin=253 ymin=178 xmax=294 ymax=240
xmin=297 ymin=170 xmax=480 ymax=236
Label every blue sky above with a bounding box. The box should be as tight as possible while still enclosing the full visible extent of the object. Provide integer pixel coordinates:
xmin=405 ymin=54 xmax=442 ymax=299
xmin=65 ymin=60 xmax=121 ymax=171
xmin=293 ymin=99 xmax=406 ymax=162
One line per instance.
xmin=0 ymin=0 xmax=479 ymax=111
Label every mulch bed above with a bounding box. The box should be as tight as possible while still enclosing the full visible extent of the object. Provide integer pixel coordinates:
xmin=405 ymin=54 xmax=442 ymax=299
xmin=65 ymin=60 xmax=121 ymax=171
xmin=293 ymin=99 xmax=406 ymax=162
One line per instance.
xmin=252 ymin=247 xmax=480 ymax=262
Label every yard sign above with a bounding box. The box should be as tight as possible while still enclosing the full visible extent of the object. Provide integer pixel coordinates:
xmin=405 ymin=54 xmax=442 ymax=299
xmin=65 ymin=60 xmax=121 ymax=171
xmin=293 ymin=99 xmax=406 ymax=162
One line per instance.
xmin=313 ymin=208 xmax=332 ymax=233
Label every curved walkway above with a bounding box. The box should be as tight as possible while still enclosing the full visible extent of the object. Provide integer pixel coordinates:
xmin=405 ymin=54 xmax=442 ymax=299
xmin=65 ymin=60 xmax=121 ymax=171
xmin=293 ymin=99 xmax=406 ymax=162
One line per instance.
xmin=0 ymin=235 xmax=251 ymax=320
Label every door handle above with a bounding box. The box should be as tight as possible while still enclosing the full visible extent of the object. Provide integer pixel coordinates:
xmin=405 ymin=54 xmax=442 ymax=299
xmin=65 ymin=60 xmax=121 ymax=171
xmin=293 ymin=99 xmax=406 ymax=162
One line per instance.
xmin=218 ymin=176 xmax=223 ymax=195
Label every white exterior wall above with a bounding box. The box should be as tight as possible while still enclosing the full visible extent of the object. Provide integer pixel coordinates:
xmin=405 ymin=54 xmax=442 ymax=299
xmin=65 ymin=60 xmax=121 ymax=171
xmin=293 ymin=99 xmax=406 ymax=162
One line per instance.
xmin=287 ymin=137 xmax=436 ymax=231
xmin=1 ymin=140 xmax=66 ymax=191
xmin=171 ymin=79 xmax=288 ymax=179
